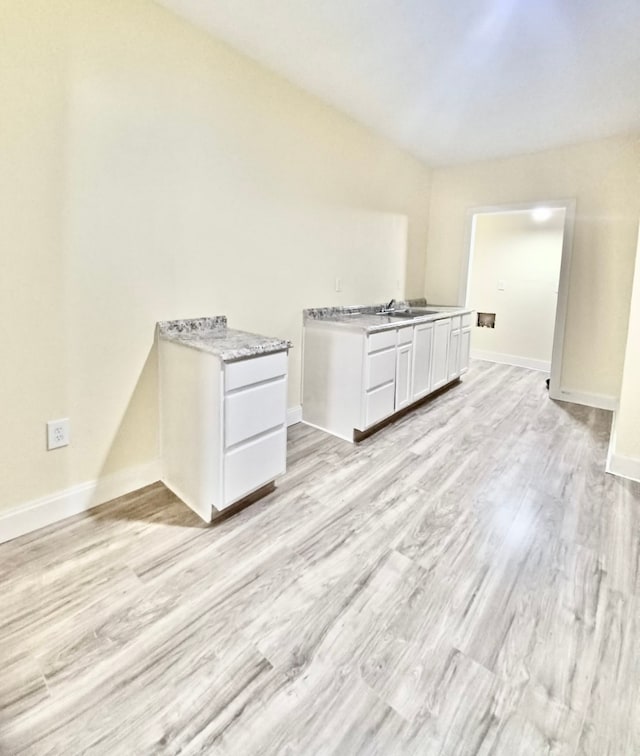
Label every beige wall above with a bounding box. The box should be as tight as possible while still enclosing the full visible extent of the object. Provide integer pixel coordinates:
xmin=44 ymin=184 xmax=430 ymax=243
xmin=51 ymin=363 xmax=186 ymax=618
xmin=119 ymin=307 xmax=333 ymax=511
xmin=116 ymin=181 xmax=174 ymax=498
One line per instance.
xmin=469 ymin=210 xmax=565 ymax=367
xmin=612 ymin=224 xmax=640 ymax=465
xmin=425 ymin=135 xmax=640 ymax=399
xmin=0 ymin=0 xmax=432 ymax=514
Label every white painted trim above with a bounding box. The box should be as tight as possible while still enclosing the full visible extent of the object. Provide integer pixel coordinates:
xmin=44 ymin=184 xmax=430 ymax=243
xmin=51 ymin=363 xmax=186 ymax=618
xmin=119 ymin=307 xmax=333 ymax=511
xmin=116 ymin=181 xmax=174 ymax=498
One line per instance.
xmin=0 ymin=460 xmax=162 ymax=545
xmin=286 ymin=405 xmax=303 ymax=426
xmin=607 ymin=453 xmax=640 ymax=483
xmin=607 ymin=413 xmax=640 ymax=482
xmin=460 ymin=198 xmax=577 ymax=405
xmin=548 ymin=200 xmax=576 ymax=399
xmin=301 ymin=419 xmax=354 ymax=443
xmin=470 ymin=349 xmax=550 ymax=373
xmin=552 ymin=388 xmax=618 ymax=411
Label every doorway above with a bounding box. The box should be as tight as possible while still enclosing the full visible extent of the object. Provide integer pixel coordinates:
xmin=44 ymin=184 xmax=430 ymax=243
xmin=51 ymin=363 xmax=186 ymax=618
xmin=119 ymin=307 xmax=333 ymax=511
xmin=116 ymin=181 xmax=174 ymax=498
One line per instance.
xmin=459 ymin=200 xmax=576 ymax=398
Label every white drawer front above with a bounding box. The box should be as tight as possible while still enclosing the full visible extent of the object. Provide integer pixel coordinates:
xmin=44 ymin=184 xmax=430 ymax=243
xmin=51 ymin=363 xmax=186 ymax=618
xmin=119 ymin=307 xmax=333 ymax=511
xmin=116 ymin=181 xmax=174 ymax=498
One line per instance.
xmin=367 ymin=329 xmax=397 ymax=353
xmin=449 ymin=315 xmax=462 ymax=332
xmin=462 ymin=312 xmax=472 ymax=328
xmin=224 ymin=377 xmax=286 ymax=448
xmin=397 ymin=326 xmax=413 ymax=345
xmin=225 ymin=351 xmax=287 ymax=392
xmin=366 ymin=348 xmax=396 ymax=390
xmin=223 ymin=427 xmax=286 ymax=507
xmin=365 ymin=382 xmax=395 ymax=427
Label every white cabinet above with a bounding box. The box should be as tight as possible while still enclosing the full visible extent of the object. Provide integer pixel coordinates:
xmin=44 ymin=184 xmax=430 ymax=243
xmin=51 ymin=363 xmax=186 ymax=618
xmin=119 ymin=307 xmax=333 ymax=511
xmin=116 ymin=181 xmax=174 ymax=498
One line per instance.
xmin=448 ymin=329 xmax=460 ymax=381
xmin=222 ymin=355 xmax=287 ymax=507
xmin=460 ymin=327 xmax=471 ymax=376
xmin=159 ymin=343 xmax=288 ymax=522
xmin=412 ymin=321 xmax=433 ymax=401
xmin=447 ymin=315 xmax=463 ymax=381
xmin=431 ymin=318 xmax=451 ymax=391
xmin=395 ymin=342 xmax=413 ymax=411
xmin=302 ymin=310 xmax=471 ymax=442
xmin=365 ymin=347 xmax=396 ymax=390
xmin=365 ymin=382 xmax=396 ymax=427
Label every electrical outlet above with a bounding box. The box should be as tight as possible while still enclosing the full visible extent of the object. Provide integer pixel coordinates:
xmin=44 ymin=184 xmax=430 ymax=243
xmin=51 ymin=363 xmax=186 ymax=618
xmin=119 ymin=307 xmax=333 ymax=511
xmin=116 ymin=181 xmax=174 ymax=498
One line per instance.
xmin=47 ymin=418 xmax=70 ymax=450
xmin=335 ymin=277 xmax=342 ymax=293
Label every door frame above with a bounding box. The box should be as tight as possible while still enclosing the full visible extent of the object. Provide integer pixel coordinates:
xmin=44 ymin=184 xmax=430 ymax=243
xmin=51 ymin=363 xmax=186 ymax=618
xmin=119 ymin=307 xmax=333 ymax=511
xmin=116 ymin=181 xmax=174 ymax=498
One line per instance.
xmin=458 ymin=198 xmax=577 ymax=401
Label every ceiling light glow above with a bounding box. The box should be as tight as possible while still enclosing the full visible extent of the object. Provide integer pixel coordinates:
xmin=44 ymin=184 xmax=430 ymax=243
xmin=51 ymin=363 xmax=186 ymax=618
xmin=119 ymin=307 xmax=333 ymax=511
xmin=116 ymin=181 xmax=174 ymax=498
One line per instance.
xmin=532 ymin=207 xmax=552 ymax=223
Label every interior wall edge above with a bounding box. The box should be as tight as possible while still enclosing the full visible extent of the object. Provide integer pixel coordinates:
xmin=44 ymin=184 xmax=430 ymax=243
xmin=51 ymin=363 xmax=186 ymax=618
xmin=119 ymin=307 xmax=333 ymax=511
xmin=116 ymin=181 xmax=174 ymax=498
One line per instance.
xmin=606 ymin=412 xmax=640 ymax=483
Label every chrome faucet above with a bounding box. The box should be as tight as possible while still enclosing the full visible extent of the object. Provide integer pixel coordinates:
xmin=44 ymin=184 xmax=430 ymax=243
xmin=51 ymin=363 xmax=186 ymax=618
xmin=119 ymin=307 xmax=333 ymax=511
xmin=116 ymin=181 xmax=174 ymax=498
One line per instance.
xmin=386 ymin=299 xmax=396 ymax=311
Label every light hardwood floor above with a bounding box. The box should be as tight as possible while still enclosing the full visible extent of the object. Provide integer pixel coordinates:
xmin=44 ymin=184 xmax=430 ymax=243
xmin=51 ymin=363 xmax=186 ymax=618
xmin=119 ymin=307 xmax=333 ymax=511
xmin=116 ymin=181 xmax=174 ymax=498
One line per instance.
xmin=1 ymin=360 xmax=639 ymax=755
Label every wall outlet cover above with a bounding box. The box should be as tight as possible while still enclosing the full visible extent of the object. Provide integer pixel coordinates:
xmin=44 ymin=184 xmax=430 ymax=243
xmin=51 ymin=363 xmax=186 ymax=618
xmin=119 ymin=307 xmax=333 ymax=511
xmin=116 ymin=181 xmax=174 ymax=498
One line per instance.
xmin=47 ymin=418 xmax=70 ymax=450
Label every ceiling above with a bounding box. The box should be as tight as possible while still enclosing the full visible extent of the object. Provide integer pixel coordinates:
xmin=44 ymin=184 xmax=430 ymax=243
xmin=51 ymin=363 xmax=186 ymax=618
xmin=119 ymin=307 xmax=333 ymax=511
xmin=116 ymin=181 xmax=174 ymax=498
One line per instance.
xmin=154 ymin=0 xmax=640 ymax=165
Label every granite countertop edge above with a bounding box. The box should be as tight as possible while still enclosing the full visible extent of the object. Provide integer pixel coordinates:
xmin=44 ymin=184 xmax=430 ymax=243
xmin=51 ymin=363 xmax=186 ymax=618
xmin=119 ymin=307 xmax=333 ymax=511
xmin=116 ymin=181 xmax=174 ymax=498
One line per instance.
xmin=157 ymin=317 xmax=292 ymax=363
xmin=303 ymin=301 xmax=474 ymax=334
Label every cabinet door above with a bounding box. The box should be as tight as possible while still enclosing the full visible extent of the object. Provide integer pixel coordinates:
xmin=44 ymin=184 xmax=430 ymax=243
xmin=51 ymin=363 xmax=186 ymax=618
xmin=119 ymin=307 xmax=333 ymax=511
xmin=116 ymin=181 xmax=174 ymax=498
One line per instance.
xmin=448 ymin=329 xmax=461 ymax=381
xmin=395 ymin=343 xmax=413 ymax=411
xmin=412 ymin=322 xmax=433 ymax=401
xmin=366 ymin=347 xmax=397 ymax=390
xmin=365 ymin=382 xmax=395 ymax=427
xmin=459 ymin=327 xmax=471 ymax=375
xmin=431 ymin=319 xmax=451 ymax=390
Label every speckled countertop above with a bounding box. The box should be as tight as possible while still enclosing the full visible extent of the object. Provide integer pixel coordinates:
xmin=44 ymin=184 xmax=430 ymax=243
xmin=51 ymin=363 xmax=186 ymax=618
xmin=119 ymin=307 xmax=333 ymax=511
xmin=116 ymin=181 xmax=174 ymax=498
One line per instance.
xmin=157 ymin=317 xmax=292 ymax=362
xmin=303 ymin=300 xmax=473 ymax=333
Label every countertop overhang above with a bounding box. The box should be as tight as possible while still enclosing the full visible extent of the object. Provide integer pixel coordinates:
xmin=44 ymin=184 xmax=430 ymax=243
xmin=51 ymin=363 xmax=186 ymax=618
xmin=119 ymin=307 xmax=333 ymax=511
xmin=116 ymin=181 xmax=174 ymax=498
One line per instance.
xmin=157 ymin=316 xmax=292 ymax=362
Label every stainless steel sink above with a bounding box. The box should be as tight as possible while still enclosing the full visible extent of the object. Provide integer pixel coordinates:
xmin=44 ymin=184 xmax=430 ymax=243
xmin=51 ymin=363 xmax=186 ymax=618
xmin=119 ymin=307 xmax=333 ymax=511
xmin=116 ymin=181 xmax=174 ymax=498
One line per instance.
xmin=375 ymin=308 xmax=442 ymax=318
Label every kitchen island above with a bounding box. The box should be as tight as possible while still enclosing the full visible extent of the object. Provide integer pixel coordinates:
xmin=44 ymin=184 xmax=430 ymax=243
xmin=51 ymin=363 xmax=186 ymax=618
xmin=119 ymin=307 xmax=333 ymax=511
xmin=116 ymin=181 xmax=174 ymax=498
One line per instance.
xmin=302 ymin=300 xmax=473 ymax=441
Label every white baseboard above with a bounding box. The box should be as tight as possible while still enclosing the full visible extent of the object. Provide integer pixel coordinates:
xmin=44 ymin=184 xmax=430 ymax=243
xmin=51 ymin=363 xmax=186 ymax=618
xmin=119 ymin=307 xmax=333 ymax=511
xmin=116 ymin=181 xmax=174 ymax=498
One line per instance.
xmin=287 ymin=405 xmax=302 ymax=426
xmin=0 ymin=459 xmax=162 ymax=545
xmin=606 ymin=412 xmax=640 ymax=483
xmin=1 ymin=408 xmax=303 ymax=545
xmin=607 ymin=451 xmax=640 ymax=483
xmin=471 ymin=350 xmax=618 ymax=411
xmin=300 ymin=419 xmax=354 ymax=443
xmin=550 ymin=388 xmax=619 ymax=411
xmin=470 ymin=349 xmax=551 ymax=373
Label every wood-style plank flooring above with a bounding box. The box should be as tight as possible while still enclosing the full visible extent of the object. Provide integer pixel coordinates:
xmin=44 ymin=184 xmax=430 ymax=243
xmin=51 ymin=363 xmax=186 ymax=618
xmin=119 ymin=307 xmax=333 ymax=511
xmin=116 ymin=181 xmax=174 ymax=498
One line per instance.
xmin=1 ymin=360 xmax=639 ymax=755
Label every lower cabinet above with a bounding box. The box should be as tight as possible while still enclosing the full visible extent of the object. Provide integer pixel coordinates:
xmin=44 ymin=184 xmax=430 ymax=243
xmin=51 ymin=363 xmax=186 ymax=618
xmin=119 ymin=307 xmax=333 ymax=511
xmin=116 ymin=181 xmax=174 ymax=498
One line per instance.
xmin=365 ymin=381 xmax=396 ymax=427
xmin=431 ymin=318 xmax=451 ymax=391
xmin=302 ymin=310 xmax=472 ymax=442
xmin=160 ymin=344 xmax=288 ymax=522
xmin=448 ymin=328 xmax=461 ymax=381
xmin=460 ymin=327 xmax=471 ymax=376
xmin=412 ymin=321 xmax=434 ymax=401
xmin=395 ymin=342 xmax=413 ymax=411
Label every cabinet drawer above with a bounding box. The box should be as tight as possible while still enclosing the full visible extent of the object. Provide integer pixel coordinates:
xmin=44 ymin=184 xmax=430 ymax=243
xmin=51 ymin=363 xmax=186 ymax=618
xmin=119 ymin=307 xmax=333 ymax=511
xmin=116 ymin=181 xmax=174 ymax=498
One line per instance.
xmin=367 ymin=329 xmax=397 ymax=353
xmin=366 ymin=348 xmax=396 ymax=390
xmin=223 ymin=427 xmax=286 ymax=507
xmin=365 ymin=382 xmax=395 ymax=427
xmin=225 ymin=351 xmax=287 ymax=392
xmin=397 ymin=326 xmax=413 ymax=345
xmin=462 ymin=312 xmax=472 ymax=328
xmin=224 ymin=377 xmax=286 ymax=448
xmin=449 ymin=315 xmax=462 ymax=332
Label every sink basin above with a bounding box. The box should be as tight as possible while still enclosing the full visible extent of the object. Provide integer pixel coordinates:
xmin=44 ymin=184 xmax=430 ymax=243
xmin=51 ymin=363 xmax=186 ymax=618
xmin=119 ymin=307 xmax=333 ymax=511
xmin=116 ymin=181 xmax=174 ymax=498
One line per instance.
xmin=375 ymin=310 xmax=413 ymax=318
xmin=375 ymin=308 xmax=442 ymax=318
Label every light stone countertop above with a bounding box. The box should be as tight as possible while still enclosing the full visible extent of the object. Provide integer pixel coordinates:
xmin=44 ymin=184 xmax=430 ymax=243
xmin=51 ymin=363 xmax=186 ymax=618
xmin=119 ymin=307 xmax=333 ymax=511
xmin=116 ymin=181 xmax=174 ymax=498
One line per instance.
xmin=157 ymin=317 xmax=292 ymax=362
xmin=303 ymin=300 xmax=473 ymax=333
